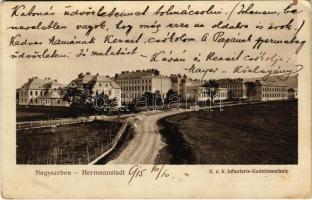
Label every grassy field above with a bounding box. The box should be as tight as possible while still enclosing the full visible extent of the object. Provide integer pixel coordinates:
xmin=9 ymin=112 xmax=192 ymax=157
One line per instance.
xmin=157 ymin=100 xmax=298 ymax=164
xmin=17 ymin=121 xmax=121 ymax=164
xmin=17 ymin=105 xmax=74 ymax=122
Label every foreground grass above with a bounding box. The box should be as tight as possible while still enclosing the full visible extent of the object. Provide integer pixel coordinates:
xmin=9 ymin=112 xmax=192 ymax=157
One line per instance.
xmin=17 ymin=121 xmax=121 ymax=164
xmin=157 ymin=101 xmax=298 ymax=164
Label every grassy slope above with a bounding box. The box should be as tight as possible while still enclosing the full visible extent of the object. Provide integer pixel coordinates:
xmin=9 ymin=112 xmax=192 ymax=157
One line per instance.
xmin=157 ymin=101 xmax=298 ymax=164
xmin=17 ymin=121 xmax=121 ymax=164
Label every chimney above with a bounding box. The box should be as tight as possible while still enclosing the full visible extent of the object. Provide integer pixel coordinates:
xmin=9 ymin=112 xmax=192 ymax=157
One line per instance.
xmin=86 ymin=72 xmax=91 ymax=75
xmin=54 ymin=79 xmax=57 ymax=82
xmin=96 ymin=73 xmax=99 ymax=76
xmin=106 ymin=75 xmax=109 ymax=78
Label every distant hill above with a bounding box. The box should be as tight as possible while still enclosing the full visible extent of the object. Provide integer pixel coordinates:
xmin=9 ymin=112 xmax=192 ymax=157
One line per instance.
xmin=244 ymin=75 xmax=298 ymax=89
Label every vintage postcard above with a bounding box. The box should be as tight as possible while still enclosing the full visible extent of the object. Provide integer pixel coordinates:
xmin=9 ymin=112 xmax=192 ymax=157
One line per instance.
xmin=0 ymin=0 xmax=311 ymax=198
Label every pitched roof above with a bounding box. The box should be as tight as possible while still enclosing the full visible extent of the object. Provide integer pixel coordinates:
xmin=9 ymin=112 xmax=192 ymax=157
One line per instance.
xmin=20 ymin=78 xmax=62 ymax=90
xmin=215 ymin=78 xmax=246 ymax=84
xmin=115 ymin=69 xmax=168 ymax=79
xmin=254 ymin=80 xmax=287 ymax=87
xmin=93 ymin=74 xmax=120 ymax=88
xmin=67 ymin=73 xmax=120 ymax=89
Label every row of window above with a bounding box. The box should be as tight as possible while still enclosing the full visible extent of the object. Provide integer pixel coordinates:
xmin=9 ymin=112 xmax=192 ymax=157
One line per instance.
xmin=199 ymin=92 xmax=227 ymax=98
xmin=20 ymin=90 xmax=43 ymax=96
xmin=263 ymin=87 xmax=287 ymax=92
xmin=219 ymin=84 xmax=244 ymax=89
xmin=95 ymin=90 xmax=112 ymax=95
xmin=21 ymin=89 xmax=60 ymax=96
xmin=122 ymin=93 xmax=145 ymax=99
xmin=98 ymin=83 xmax=109 ymax=87
xmin=116 ymin=79 xmax=152 ymax=85
xmin=20 ymin=98 xmax=62 ymax=104
xmin=262 ymin=93 xmax=287 ymax=98
xmin=121 ymin=85 xmax=152 ymax=92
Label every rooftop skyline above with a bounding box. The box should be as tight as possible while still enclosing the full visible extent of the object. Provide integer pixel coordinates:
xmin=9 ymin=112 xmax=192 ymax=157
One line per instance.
xmin=17 ymin=69 xmax=298 ymax=90
xmin=17 ymin=65 xmax=297 ymax=88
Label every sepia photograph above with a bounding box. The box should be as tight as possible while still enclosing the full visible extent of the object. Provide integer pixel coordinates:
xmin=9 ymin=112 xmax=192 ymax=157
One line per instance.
xmin=16 ymin=70 xmax=298 ymax=165
xmin=1 ymin=0 xmax=311 ymax=198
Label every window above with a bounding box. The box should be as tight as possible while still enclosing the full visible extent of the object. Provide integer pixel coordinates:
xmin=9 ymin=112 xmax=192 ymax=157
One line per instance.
xmin=109 ymin=90 xmax=112 ymax=95
xmin=58 ymin=100 xmax=60 ymax=104
xmin=99 ymin=83 xmax=102 ymax=87
xmin=30 ymin=91 xmax=33 ymax=95
xmin=35 ymin=91 xmax=37 ymax=95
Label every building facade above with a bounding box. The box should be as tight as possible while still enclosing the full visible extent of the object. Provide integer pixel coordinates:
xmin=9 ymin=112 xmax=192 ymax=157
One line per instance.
xmin=216 ymin=79 xmax=247 ymax=99
xmin=288 ymin=88 xmax=298 ymax=99
xmin=18 ymin=77 xmax=68 ymax=107
xmin=249 ymin=80 xmax=288 ymax=101
xmin=66 ymin=72 xmax=121 ymax=107
xmin=170 ymin=74 xmax=204 ymax=100
xmin=196 ymin=87 xmax=228 ymax=102
xmin=115 ymin=69 xmax=172 ymax=104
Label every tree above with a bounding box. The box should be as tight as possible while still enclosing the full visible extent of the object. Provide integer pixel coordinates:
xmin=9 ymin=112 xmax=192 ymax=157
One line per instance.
xmin=203 ymin=80 xmax=219 ymax=103
xmin=154 ymin=90 xmax=163 ymax=106
xmin=63 ymin=84 xmax=94 ymax=114
xmin=93 ymin=93 xmax=118 ymax=113
xmin=165 ymin=89 xmax=179 ymax=104
xmin=245 ymin=82 xmax=257 ymax=99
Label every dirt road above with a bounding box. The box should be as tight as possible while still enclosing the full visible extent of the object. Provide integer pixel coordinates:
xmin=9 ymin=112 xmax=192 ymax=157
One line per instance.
xmin=107 ymin=110 xmax=185 ymax=164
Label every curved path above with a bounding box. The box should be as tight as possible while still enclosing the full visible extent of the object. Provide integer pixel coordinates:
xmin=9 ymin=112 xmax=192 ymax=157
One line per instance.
xmin=107 ymin=110 xmax=185 ymax=164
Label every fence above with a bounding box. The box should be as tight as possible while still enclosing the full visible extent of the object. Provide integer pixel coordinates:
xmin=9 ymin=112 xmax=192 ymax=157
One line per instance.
xmin=16 ymin=117 xmax=94 ymax=131
xmin=88 ymin=120 xmax=129 ymax=165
